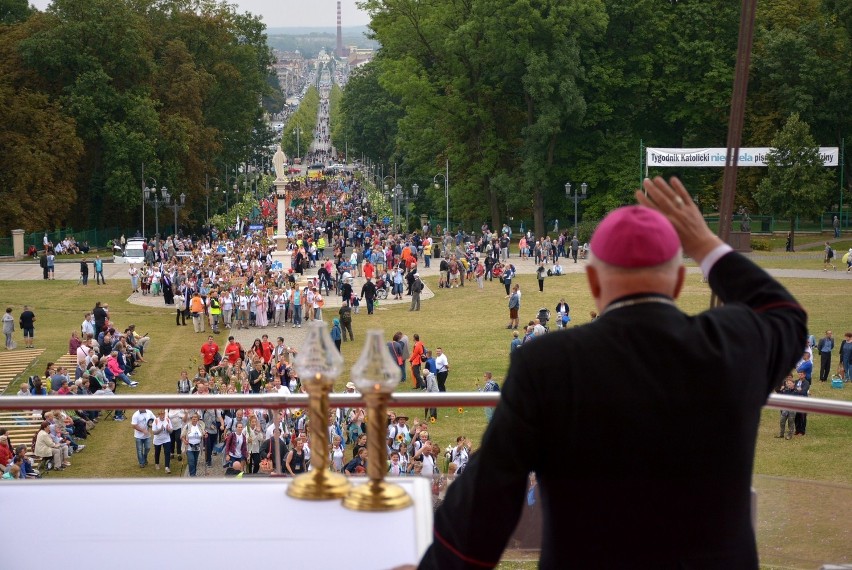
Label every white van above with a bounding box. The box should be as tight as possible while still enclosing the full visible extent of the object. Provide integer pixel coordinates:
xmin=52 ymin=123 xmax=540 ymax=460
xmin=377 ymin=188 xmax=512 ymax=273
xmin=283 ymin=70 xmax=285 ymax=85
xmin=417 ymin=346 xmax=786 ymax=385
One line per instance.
xmin=113 ymin=238 xmax=147 ymax=264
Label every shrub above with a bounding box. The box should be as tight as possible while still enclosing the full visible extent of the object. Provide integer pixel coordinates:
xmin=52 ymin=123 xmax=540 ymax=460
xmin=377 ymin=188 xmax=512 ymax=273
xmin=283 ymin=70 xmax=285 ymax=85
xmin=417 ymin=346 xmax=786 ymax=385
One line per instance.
xmin=751 ymin=238 xmax=771 ymax=251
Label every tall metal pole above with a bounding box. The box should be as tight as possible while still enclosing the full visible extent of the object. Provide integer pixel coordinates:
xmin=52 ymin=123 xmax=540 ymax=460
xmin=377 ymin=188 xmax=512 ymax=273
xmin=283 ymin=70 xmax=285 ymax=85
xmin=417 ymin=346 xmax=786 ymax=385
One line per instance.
xmin=141 ymin=162 xmax=146 ymax=238
xmin=445 ymin=158 xmax=450 ymax=232
xmin=840 ymin=137 xmax=845 ymax=232
xmin=205 ymin=173 xmax=209 ymax=226
xmin=154 ymin=198 xmax=159 ymax=237
xmin=574 ymin=190 xmax=579 ymax=239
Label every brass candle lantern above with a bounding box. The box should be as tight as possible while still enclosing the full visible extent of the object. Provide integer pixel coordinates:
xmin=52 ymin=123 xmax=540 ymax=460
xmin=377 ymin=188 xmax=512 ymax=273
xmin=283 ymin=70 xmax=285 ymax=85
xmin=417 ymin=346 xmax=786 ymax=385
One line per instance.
xmin=287 ymin=321 xmax=351 ymax=500
xmin=342 ymin=329 xmax=413 ymax=511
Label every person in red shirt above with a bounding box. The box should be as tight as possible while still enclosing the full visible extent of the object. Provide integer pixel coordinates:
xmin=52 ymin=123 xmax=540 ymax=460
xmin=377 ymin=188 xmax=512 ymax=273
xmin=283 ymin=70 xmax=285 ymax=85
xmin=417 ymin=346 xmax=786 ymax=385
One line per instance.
xmin=260 ymin=334 xmax=274 ymax=364
xmin=224 ymin=336 xmax=242 ymax=364
xmin=199 ymin=335 xmax=220 ymax=372
xmin=363 ymin=260 xmax=375 ymax=280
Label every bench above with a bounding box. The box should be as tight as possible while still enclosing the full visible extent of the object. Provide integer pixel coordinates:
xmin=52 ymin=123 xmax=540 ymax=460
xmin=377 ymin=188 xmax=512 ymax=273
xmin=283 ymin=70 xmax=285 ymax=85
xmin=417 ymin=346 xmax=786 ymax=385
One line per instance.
xmin=0 ymin=348 xmax=45 ymax=392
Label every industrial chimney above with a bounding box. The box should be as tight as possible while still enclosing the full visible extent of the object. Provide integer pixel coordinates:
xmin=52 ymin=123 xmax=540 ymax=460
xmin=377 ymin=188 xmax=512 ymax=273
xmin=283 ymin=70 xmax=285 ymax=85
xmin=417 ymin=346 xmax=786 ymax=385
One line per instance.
xmin=336 ymin=1 xmax=344 ymax=57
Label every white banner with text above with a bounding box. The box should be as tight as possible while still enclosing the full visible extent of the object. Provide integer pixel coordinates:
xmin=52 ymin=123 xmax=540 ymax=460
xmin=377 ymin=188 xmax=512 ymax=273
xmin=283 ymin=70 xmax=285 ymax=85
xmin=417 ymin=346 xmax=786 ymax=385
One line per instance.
xmin=647 ymin=147 xmax=839 ymax=167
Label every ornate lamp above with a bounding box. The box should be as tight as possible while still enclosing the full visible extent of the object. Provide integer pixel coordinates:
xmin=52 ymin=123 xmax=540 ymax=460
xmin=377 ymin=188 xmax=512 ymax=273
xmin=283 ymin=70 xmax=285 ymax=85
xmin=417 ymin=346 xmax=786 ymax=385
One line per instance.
xmin=342 ymin=330 xmax=413 ymax=511
xmin=287 ymin=321 xmax=351 ymax=500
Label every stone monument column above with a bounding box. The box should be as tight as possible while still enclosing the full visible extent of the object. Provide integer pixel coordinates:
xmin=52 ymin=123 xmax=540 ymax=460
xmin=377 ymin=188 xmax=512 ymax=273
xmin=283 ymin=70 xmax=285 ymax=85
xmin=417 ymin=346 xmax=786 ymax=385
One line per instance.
xmin=11 ymin=229 xmax=24 ymax=259
xmin=271 ymin=146 xmax=292 ymax=266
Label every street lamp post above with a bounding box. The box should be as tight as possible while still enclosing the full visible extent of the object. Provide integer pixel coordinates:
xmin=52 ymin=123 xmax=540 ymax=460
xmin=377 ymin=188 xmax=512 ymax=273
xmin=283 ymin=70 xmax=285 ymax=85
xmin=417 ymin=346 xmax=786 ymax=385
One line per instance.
xmin=206 ymin=176 xmax=219 ymax=227
xmin=564 ymin=182 xmax=588 ymax=239
xmin=141 ymin=164 xmax=149 ymax=238
xmin=433 ymin=159 xmax=449 ymax=232
xmin=293 ymin=128 xmax=302 ymax=161
xmin=393 ymin=184 xmax=402 ymax=231
xmin=142 ymin=174 xmax=157 ymax=238
xmin=224 ymin=176 xmax=238 ymax=212
xmin=165 ymin=191 xmax=187 ymax=237
xmin=143 ymin=184 xmax=170 ymax=237
xmin=381 ymin=175 xmax=395 ymax=228
xmin=407 ymin=183 xmax=419 ymax=231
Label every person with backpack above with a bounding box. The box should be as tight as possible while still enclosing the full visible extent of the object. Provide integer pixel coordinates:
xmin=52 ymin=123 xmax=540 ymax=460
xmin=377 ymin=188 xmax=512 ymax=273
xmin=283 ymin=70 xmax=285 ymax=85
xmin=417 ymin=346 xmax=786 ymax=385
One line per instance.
xmin=387 ymin=415 xmax=411 ymax=453
xmin=330 ymin=318 xmax=342 ymax=351
xmin=479 ymin=372 xmax=501 ymax=422
xmin=410 ymin=274 xmax=424 ymax=311
xmin=823 ymin=241 xmax=836 ymax=271
xmin=338 ymin=301 xmax=354 ymax=341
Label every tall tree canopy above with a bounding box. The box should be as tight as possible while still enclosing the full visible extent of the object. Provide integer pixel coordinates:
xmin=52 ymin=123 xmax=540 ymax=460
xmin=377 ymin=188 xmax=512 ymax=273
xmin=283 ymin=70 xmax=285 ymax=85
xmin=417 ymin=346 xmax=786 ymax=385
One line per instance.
xmin=754 ymin=113 xmax=835 ymax=242
xmin=0 ymin=0 xmax=281 ymax=234
xmin=342 ymin=0 xmax=848 ymax=233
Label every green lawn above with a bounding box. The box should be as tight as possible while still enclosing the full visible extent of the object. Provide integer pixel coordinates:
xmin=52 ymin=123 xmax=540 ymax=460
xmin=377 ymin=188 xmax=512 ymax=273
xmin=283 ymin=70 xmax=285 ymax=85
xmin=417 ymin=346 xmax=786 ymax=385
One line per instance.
xmin=1 ymin=266 xmax=850 ymax=567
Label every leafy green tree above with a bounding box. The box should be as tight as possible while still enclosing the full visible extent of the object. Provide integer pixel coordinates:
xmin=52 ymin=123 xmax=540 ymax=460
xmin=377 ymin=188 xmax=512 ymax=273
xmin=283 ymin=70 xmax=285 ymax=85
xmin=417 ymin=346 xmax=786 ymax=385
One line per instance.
xmin=284 ymin=86 xmax=319 ymax=160
xmin=0 ymin=14 xmax=83 ymax=233
xmin=0 ymin=0 xmax=32 ymax=24
xmin=754 ymin=113 xmax=835 ymax=244
xmin=338 ymin=61 xmax=401 ymax=166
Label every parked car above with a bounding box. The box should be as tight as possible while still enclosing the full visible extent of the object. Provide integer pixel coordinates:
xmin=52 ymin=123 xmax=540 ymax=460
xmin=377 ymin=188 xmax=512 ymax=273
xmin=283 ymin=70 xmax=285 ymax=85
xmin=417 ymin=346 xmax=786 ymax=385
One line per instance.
xmin=113 ymin=238 xmax=146 ymax=264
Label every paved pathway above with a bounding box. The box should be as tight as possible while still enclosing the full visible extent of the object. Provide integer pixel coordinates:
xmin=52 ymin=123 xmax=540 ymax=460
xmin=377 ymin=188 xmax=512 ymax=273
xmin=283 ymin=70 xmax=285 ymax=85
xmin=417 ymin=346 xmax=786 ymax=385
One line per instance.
xmin=2 ymin=251 xmax=848 ymax=361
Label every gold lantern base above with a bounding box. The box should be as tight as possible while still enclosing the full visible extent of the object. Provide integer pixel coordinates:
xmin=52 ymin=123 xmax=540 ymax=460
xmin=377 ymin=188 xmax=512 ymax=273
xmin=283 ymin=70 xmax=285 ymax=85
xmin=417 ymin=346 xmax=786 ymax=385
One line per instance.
xmin=287 ymin=470 xmax=351 ymax=500
xmin=342 ymin=480 xmax=413 ymax=511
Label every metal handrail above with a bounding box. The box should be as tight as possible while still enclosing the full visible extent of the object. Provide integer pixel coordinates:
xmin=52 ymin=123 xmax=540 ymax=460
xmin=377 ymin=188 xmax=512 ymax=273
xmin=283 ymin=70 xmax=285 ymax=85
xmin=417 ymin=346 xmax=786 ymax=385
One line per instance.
xmin=1 ymin=392 xmax=850 ymax=416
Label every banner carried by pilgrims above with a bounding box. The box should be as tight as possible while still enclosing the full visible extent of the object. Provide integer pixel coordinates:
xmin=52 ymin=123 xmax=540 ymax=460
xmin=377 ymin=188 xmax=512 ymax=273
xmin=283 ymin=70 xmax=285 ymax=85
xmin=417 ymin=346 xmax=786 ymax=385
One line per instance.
xmin=646 ymin=147 xmax=839 ymax=167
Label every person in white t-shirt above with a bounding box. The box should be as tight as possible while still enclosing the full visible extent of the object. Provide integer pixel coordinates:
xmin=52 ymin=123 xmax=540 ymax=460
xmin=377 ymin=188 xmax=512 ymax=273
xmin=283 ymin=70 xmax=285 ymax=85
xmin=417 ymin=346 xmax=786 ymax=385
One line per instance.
xmin=312 ymin=288 xmax=323 ymax=321
xmin=131 ymin=408 xmax=155 ymax=468
xmin=416 ymin=440 xmax=436 ymax=476
xmin=151 ymin=410 xmax=173 ymax=473
xmin=237 ymin=293 xmax=250 ymax=329
xmin=274 ymin=290 xmax=287 ymax=327
xmin=304 ymin=288 xmax=315 ymax=322
xmin=221 ymin=292 xmax=234 ymax=329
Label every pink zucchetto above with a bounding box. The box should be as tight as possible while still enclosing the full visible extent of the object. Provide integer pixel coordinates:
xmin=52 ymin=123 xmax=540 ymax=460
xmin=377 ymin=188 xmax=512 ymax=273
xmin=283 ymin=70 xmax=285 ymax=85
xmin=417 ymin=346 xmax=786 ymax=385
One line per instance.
xmin=589 ymin=206 xmax=680 ymax=268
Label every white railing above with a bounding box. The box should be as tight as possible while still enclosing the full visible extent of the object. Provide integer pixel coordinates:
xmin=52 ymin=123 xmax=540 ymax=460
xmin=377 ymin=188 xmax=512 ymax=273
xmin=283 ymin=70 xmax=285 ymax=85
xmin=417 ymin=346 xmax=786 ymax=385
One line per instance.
xmin=1 ymin=392 xmax=851 ymax=415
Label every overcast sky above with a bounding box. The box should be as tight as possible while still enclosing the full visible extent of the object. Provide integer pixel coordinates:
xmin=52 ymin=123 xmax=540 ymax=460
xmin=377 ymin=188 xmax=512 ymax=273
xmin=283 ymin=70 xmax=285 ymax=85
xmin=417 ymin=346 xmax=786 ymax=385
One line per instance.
xmin=28 ymin=0 xmax=372 ymax=29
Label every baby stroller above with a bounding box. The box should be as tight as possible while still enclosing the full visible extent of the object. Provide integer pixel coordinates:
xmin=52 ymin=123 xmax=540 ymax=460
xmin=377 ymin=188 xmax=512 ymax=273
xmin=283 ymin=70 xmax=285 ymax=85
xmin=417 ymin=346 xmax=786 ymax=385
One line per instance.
xmin=375 ymin=276 xmax=390 ymax=300
xmin=536 ymin=307 xmax=551 ymax=331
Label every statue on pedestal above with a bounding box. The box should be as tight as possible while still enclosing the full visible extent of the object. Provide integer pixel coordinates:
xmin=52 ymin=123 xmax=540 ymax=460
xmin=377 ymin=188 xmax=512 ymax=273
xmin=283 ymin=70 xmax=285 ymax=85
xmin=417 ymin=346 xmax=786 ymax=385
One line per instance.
xmin=273 ymin=146 xmax=287 ymax=182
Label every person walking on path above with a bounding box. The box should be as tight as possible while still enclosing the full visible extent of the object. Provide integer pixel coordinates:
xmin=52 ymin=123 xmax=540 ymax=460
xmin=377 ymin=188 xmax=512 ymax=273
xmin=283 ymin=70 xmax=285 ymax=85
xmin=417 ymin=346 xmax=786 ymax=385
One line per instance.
xmin=507 ymin=285 xmax=520 ymax=330
xmin=129 ymin=265 xmax=139 ymax=293
xmin=338 ymin=302 xmax=354 ymax=341
xmin=817 ymin=330 xmax=834 ymax=382
xmin=839 ymin=332 xmax=852 ymax=381
xmin=46 ymin=250 xmax=55 ymax=279
xmin=361 ymin=277 xmax=377 ymax=315
xmin=571 ymin=235 xmax=580 ymax=263
xmin=502 ymin=263 xmax=515 ymax=297
xmin=417 ymin=176 xmax=806 ymax=569
xmin=435 ymin=347 xmax=449 ymax=393
xmin=131 ymin=408 xmax=155 ymax=468
xmin=39 ymin=252 xmax=48 ymax=279
xmin=3 ymin=307 xmax=15 ymax=350
xmin=536 ymin=263 xmax=546 ymax=292
xmin=823 ymin=242 xmax=836 ymax=271
xmin=19 ymin=306 xmax=35 ymax=349
xmin=410 ymin=274 xmax=423 ymax=311
xmin=79 ymin=258 xmax=89 ymax=285
xmin=94 ymin=255 xmax=106 ymax=284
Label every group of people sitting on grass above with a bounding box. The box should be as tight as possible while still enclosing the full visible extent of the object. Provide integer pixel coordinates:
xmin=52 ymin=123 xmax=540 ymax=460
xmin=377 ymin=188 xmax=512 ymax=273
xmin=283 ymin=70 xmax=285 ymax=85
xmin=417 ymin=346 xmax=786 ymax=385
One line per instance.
xmin=0 ymin=406 xmax=90 ymax=476
xmin=1 ymin=304 xmax=155 ymax=478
